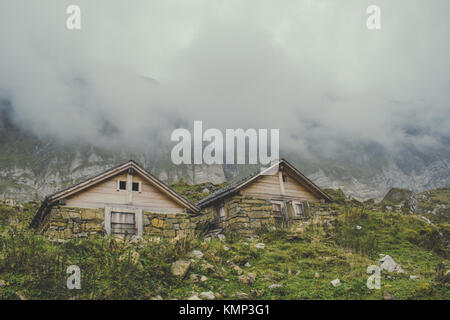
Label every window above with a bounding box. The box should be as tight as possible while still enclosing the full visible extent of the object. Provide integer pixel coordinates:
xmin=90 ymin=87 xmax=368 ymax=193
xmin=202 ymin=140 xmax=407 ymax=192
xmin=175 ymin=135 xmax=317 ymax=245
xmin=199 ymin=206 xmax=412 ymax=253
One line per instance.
xmin=272 ymin=201 xmax=283 ymax=216
xmin=293 ymin=201 xmax=305 ymax=217
xmin=219 ymin=206 xmax=226 ymax=221
xmin=282 ymin=175 xmax=287 ymax=183
xmin=119 ymin=180 xmax=127 ymax=190
xmin=110 ymin=212 xmax=136 ymax=236
xmin=132 ymin=182 xmax=140 ymax=192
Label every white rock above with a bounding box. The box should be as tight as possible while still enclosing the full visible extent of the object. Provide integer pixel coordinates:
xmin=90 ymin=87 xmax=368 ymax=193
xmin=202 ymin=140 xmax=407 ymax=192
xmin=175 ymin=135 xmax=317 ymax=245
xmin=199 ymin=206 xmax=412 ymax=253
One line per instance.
xmin=268 ymin=284 xmax=282 ymax=289
xmin=171 ymin=260 xmax=191 ymax=278
xmin=189 ymin=250 xmax=204 ymax=259
xmin=379 ymin=255 xmax=404 ymax=273
xmin=244 ymin=262 xmax=251 ymax=267
xmin=254 ymin=243 xmax=265 ymax=249
xmin=200 ymin=275 xmax=208 ymax=282
xmin=217 ymin=234 xmax=226 ymax=241
xmin=235 ymin=292 xmax=249 ymax=299
xmin=223 ymin=246 xmax=230 ymax=251
xmin=200 ymin=291 xmax=215 ymax=300
xmin=331 ymin=279 xmax=341 ymax=287
xmin=356 ymin=225 xmax=362 ymax=230
xmin=409 ymin=275 xmax=420 ymax=280
xmin=187 ymin=295 xmax=202 ymax=300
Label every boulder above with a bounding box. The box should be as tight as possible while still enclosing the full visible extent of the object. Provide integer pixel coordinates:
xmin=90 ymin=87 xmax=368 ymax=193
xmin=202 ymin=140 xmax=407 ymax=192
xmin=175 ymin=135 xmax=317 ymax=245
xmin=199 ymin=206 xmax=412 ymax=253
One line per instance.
xmin=379 ymin=255 xmax=404 ymax=273
xmin=383 ymin=291 xmax=395 ymax=300
xmin=171 ymin=260 xmax=191 ymax=278
xmin=200 ymin=275 xmax=208 ymax=282
xmin=189 ymin=274 xmax=199 ymax=282
xmin=189 ymin=250 xmax=204 ymax=259
xmin=331 ymin=279 xmax=341 ymax=287
xmin=235 ymin=292 xmax=249 ymax=299
xmin=254 ymin=243 xmax=265 ymax=249
xmin=200 ymin=291 xmax=215 ymax=300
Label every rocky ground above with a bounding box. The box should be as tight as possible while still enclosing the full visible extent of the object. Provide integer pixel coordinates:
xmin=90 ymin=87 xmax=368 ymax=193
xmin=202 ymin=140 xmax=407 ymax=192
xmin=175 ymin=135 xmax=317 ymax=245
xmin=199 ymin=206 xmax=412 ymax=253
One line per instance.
xmin=0 ymin=187 xmax=449 ymax=300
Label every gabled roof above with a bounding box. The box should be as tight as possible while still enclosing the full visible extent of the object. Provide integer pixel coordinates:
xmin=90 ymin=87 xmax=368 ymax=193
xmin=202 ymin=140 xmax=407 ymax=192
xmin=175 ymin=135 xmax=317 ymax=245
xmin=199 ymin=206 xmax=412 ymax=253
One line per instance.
xmin=197 ymin=159 xmax=331 ymax=208
xmin=44 ymin=160 xmax=199 ymax=212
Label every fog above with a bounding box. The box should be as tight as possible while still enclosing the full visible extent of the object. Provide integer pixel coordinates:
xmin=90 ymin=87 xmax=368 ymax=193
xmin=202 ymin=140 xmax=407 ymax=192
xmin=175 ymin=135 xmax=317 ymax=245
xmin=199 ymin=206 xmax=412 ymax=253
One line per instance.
xmin=0 ymin=0 xmax=449 ymax=159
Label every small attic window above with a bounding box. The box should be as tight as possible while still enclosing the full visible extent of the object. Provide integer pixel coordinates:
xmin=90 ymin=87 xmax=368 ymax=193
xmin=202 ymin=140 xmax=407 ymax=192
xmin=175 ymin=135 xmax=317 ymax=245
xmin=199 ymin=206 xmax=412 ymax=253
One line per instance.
xmin=119 ymin=181 xmax=127 ymax=190
xmin=132 ymin=182 xmax=140 ymax=192
xmin=282 ymin=175 xmax=287 ymax=183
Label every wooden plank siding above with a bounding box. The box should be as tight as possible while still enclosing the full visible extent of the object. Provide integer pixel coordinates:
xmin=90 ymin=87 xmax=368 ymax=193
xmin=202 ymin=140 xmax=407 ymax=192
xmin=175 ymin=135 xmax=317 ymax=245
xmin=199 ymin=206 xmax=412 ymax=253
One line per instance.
xmin=65 ymin=173 xmax=185 ymax=213
xmin=240 ymin=170 xmax=321 ymax=203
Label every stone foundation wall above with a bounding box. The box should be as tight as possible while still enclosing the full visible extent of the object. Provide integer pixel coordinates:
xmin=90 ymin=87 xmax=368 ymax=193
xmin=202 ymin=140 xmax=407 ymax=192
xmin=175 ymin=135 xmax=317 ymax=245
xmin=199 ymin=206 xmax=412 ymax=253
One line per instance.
xmin=212 ymin=196 xmax=333 ymax=237
xmin=44 ymin=206 xmax=104 ymax=240
xmin=43 ymin=206 xmax=215 ymax=240
xmin=142 ymin=211 xmax=214 ymax=239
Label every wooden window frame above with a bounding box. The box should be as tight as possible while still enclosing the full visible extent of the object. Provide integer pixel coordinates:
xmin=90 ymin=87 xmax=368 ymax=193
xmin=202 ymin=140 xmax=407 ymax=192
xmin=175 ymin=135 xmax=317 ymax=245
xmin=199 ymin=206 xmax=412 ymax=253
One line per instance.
xmin=117 ymin=180 xmax=127 ymax=191
xmin=271 ymin=200 xmax=284 ymax=216
xmin=104 ymin=206 xmax=143 ymax=237
xmin=132 ymin=181 xmax=142 ymax=193
xmin=219 ymin=206 xmax=226 ymax=221
xmin=292 ymin=200 xmax=305 ymax=217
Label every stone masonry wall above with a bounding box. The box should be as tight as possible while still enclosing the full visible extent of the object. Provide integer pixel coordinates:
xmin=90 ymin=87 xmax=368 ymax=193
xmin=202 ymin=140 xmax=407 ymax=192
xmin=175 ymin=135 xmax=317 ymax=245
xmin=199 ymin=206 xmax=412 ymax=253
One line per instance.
xmin=44 ymin=206 xmax=104 ymax=240
xmin=214 ymin=195 xmax=333 ymax=237
xmin=43 ymin=206 xmax=214 ymax=240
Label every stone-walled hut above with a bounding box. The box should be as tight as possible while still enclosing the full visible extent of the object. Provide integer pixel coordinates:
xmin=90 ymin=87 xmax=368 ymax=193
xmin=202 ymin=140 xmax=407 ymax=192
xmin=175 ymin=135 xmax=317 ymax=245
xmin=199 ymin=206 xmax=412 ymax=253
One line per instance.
xmin=30 ymin=160 xmax=203 ymax=240
xmin=196 ymin=159 xmax=332 ymax=237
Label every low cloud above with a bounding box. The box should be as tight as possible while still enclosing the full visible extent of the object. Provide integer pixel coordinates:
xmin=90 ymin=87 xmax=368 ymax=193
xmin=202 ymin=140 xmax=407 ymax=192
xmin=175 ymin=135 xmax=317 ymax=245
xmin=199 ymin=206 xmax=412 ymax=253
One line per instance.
xmin=0 ymin=0 xmax=449 ymax=158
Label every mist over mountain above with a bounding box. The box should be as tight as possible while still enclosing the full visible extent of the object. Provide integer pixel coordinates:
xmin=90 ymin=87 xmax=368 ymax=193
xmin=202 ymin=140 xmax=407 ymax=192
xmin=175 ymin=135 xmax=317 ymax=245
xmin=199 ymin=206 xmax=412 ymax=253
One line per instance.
xmin=1 ymin=99 xmax=448 ymax=202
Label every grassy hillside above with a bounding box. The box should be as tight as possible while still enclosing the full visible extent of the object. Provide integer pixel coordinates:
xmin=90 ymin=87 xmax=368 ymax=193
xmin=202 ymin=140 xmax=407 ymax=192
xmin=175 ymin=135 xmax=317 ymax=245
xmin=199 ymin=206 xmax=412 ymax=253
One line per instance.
xmin=0 ymin=193 xmax=448 ymax=300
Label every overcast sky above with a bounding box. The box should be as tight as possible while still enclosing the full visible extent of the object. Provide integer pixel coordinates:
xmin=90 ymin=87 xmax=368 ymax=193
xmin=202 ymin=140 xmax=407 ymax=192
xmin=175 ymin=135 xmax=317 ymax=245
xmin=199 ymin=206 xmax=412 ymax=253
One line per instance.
xmin=0 ymin=0 xmax=449 ymax=158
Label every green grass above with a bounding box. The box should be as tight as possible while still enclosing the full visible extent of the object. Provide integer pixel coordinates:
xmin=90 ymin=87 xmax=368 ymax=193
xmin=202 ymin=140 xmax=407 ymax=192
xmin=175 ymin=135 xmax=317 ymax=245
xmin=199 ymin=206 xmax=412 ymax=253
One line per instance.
xmin=0 ymin=201 xmax=448 ymax=300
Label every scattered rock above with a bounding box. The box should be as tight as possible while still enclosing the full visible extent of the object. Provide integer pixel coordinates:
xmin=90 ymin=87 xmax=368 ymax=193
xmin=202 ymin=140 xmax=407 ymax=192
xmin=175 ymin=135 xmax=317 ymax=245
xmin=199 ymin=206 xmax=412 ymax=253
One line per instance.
xmin=244 ymin=262 xmax=251 ymax=268
xmin=171 ymin=260 xmax=191 ymax=278
xmin=151 ymin=295 xmax=163 ymax=300
xmin=187 ymin=295 xmax=201 ymax=300
xmin=223 ymin=246 xmax=230 ymax=251
xmin=235 ymin=292 xmax=249 ymax=299
xmin=254 ymin=243 xmax=265 ymax=249
xmin=189 ymin=274 xmax=199 ymax=282
xmin=202 ymin=263 xmax=215 ymax=273
xmin=217 ymin=234 xmax=226 ymax=241
xmin=315 ymin=272 xmax=320 ymax=279
xmin=14 ymin=291 xmax=27 ymax=300
xmin=189 ymin=250 xmax=204 ymax=259
xmin=356 ymin=225 xmax=362 ymax=230
xmin=200 ymin=291 xmax=215 ymax=300
xmin=200 ymin=275 xmax=209 ymax=282
xmin=238 ymin=272 xmax=256 ymax=285
xmin=0 ymin=280 xmax=7 ymax=287
xmin=268 ymin=284 xmax=282 ymax=289
xmin=248 ymin=272 xmax=257 ymax=282
xmin=409 ymin=275 xmax=420 ymax=280
xmin=382 ymin=291 xmax=395 ymax=300
xmin=418 ymin=216 xmax=432 ymax=225
xmin=331 ymin=279 xmax=341 ymax=287
xmin=233 ymin=265 xmax=244 ymax=275
xmin=201 ymin=188 xmax=210 ymax=194
xmin=379 ymin=255 xmax=404 ymax=273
